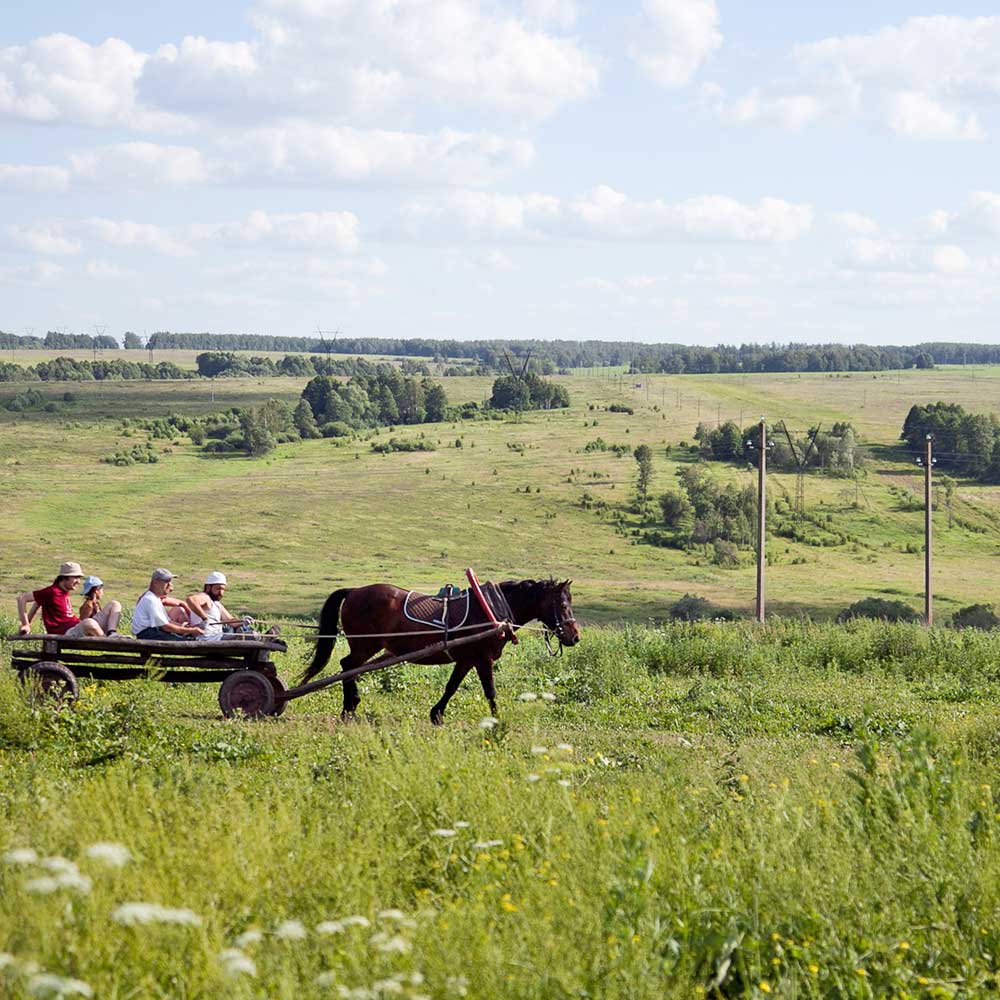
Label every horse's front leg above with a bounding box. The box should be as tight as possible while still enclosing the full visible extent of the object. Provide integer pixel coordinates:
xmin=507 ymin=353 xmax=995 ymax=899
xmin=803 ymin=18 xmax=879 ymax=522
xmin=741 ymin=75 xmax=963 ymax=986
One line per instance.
xmin=430 ymin=661 xmax=473 ymax=726
xmin=474 ymin=660 xmax=498 ymax=718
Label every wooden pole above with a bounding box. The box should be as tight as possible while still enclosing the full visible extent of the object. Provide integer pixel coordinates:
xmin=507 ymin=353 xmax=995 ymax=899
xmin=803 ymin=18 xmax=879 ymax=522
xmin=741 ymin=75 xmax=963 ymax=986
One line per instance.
xmin=925 ymin=434 xmax=933 ymax=626
xmin=756 ymin=418 xmax=767 ymax=623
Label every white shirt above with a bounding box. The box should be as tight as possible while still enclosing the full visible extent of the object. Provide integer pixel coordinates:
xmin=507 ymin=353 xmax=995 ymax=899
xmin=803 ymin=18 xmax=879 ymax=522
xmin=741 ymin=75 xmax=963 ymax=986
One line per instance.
xmin=132 ymin=590 xmax=169 ymax=634
xmin=189 ymin=597 xmax=224 ymax=637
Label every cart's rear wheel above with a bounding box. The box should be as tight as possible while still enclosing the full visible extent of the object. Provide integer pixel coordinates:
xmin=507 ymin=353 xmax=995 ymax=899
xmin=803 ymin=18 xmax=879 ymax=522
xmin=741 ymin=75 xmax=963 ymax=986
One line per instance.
xmin=218 ymin=670 xmax=275 ymax=719
xmin=268 ymin=675 xmax=288 ymax=716
xmin=22 ymin=661 xmax=79 ymax=706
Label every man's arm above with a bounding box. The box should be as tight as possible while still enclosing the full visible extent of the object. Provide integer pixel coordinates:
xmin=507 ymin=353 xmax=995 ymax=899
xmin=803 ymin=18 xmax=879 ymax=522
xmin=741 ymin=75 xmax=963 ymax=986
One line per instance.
xmin=16 ymin=592 xmax=39 ymax=635
xmin=214 ymin=601 xmax=245 ymax=625
xmin=186 ymin=592 xmax=211 ymax=619
xmin=160 ymin=620 xmax=204 ymax=636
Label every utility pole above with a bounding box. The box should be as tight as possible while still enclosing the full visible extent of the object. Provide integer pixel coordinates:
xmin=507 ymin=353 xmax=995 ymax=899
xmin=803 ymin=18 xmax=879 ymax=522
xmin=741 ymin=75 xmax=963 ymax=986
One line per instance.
xmin=747 ymin=419 xmax=769 ymax=622
xmin=917 ymin=434 xmax=935 ymax=625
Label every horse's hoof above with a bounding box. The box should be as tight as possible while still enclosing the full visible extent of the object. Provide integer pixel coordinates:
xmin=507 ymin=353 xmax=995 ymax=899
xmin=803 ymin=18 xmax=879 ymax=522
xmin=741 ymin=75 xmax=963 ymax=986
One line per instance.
xmin=430 ymin=708 xmax=444 ymax=726
xmin=340 ymin=711 xmax=356 ymax=723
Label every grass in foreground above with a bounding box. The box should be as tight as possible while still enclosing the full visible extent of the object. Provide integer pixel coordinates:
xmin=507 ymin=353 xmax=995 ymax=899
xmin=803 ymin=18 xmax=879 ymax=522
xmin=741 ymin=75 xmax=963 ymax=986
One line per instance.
xmin=2 ymin=621 xmax=1000 ymax=998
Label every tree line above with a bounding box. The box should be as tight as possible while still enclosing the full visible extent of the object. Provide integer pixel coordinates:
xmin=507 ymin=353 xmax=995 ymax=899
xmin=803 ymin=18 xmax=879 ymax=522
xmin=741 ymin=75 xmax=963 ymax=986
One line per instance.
xmin=902 ymin=402 xmax=1000 ymax=482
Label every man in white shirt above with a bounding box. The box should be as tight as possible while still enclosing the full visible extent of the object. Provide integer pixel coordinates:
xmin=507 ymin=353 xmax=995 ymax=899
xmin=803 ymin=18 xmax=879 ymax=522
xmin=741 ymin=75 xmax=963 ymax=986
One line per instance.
xmin=132 ymin=568 xmax=205 ymax=640
xmin=186 ymin=571 xmax=248 ymax=640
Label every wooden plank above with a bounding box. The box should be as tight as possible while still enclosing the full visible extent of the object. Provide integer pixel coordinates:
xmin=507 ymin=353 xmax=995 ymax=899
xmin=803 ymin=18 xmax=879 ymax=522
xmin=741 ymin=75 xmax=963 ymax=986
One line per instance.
xmin=6 ymin=634 xmax=286 ymax=655
xmin=13 ymin=653 xmax=248 ymax=671
xmin=20 ymin=665 xmax=245 ymax=683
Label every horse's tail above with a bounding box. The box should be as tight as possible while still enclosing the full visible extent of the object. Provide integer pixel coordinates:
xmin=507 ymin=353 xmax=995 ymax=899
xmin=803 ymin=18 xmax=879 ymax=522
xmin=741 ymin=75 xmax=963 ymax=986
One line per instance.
xmin=300 ymin=588 xmax=352 ymax=683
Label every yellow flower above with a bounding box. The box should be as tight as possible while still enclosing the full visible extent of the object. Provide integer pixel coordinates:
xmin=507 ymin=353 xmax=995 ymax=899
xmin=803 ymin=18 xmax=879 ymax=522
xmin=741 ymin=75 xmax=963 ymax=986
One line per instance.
xmin=855 ymin=968 xmax=867 ymax=977
xmin=808 ymin=964 xmax=819 ymax=975
xmin=917 ymin=977 xmax=929 ymax=986
xmin=759 ymin=982 xmax=771 ymax=993
xmin=897 ymin=941 xmax=910 ymax=950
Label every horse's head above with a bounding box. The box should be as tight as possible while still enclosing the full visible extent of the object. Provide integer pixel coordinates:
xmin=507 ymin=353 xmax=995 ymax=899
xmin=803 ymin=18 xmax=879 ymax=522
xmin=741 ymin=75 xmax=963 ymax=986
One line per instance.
xmin=542 ymin=579 xmax=580 ymax=647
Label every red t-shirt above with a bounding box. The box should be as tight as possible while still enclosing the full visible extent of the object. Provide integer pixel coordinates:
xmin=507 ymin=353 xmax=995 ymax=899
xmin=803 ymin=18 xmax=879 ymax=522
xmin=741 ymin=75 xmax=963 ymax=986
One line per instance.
xmin=32 ymin=584 xmax=80 ymax=635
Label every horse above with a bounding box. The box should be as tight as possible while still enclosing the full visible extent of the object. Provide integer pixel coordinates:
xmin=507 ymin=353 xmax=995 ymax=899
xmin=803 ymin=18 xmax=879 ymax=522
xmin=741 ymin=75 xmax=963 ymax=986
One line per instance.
xmin=301 ymin=578 xmax=580 ymax=724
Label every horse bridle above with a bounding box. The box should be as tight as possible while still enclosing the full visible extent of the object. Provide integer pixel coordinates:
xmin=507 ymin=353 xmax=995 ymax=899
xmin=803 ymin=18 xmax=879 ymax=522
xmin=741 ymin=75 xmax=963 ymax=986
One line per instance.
xmin=543 ymin=602 xmax=577 ymax=657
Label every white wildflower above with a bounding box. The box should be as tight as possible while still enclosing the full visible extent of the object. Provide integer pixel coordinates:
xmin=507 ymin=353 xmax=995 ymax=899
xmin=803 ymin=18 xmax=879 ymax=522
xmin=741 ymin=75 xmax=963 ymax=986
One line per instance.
xmin=84 ymin=842 xmax=131 ymax=867
xmin=340 ymin=915 xmax=371 ymax=928
xmin=39 ymin=857 xmax=78 ymax=876
xmin=3 ymin=847 xmax=38 ymax=865
xmin=316 ymin=920 xmax=345 ymax=935
xmin=0 ymin=952 xmax=16 ymax=969
xmin=541 ymin=692 xmax=557 ymax=701
xmin=370 ymin=932 xmax=411 ymax=955
xmin=556 ymin=742 xmax=573 ymax=752
xmin=26 ymin=973 xmax=93 ymax=998
xmin=234 ymin=928 xmax=263 ymax=948
xmin=376 ymin=908 xmax=407 ymax=922
xmin=453 ymin=821 xmax=470 ymax=829
xmin=112 ymin=902 xmax=201 ymax=926
xmin=25 ymin=877 xmax=59 ymax=895
xmin=371 ymin=978 xmax=404 ymax=995
xmin=409 ymin=972 xmax=425 ymax=986
xmin=473 ymin=839 xmax=503 ymax=850
xmin=530 ymin=745 xmax=548 ymax=755
xmin=54 ymin=872 xmax=92 ymax=893
xmin=518 ymin=692 xmax=538 ymax=702
xmin=275 ymin=919 xmax=307 ymax=940
xmin=315 ymin=971 xmax=337 ymax=987
xmin=478 ymin=717 xmax=499 ymax=729
xmin=526 ymin=773 xmax=541 ymax=783
xmin=430 ymin=829 xmax=455 ymax=838
xmin=218 ymin=948 xmax=256 ymax=977
xmin=446 ymin=975 xmax=469 ymax=997
xmin=557 ymin=779 xmax=572 ymax=787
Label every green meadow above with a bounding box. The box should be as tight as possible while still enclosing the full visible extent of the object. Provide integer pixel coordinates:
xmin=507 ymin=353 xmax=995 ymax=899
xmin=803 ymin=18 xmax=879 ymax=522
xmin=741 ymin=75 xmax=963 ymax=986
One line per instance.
xmin=3 ymin=359 xmax=1000 ymax=997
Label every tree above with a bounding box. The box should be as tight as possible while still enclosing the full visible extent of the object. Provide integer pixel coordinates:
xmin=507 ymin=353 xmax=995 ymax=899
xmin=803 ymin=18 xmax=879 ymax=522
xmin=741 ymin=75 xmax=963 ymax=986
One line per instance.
xmin=123 ymin=331 xmax=143 ymax=350
xmin=423 ymin=380 xmax=448 ymax=422
xmin=634 ymin=444 xmax=653 ymax=502
xmin=293 ymin=398 xmax=321 ymax=439
xmin=659 ymin=490 xmax=692 ymax=529
xmin=938 ymin=474 xmax=956 ymax=528
xmin=240 ymin=408 xmax=276 ymax=457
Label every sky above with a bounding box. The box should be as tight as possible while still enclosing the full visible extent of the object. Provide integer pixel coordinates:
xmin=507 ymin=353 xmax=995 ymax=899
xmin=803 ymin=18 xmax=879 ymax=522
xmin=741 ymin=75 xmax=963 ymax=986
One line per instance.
xmin=3 ymin=1 xmax=1000 ymax=346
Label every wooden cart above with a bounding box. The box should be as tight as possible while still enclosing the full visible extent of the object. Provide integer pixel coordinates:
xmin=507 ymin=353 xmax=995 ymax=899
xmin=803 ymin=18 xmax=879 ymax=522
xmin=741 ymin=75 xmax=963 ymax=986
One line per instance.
xmin=9 ymin=634 xmax=290 ymax=718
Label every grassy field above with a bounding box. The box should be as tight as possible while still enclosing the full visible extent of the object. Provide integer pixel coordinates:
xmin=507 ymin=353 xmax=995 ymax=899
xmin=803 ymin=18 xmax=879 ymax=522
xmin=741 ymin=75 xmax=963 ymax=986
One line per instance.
xmin=4 ymin=358 xmax=1000 ymax=996
xmin=2 ymin=621 xmax=1000 ymax=998
xmin=1 ymin=359 xmax=1000 ymax=622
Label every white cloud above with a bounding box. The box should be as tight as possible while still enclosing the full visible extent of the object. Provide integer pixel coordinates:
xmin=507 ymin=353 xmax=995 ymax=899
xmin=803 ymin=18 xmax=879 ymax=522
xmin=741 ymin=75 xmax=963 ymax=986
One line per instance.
xmin=84 ymin=218 xmax=190 ymax=256
xmin=85 ymin=260 xmax=135 ymax=279
xmin=838 ymin=237 xmax=972 ymax=276
xmin=831 ymin=211 xmax=878 ymax=235
xmin=0 ymin=165 xmax=69 ymax=194
xmin=931 ymin=245 xmax=971 ymax=275
xmin=401 ymin=185 xmax=812 ymax=243
xmin=724 ymin=16 xmax=1000 ymax=140
xmin=0 ymin=261 xmax=65 ymax=286
xmin=629 ymin=0 xmax=722 ymax=87
xmin=928 ymin=191 xmax=1000 ymax=237
xmin=70 ymin=143 xmax=214 ymax=187
xmin=521 ymin=0 xmax=577 ymax=31
xmin=139 ymin=0 xmax=599 ymax=121
xmin=192 ymin=210 xmax=360 ymax=252
xmin=0 ymin=34 xmax=186 ymax=131
xmin=8 ymin=223 xmax=81 ymax=255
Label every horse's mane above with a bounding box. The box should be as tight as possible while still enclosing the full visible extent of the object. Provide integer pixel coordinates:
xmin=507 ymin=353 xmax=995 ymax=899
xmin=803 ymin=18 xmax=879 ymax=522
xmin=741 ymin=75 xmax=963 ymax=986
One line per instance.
xmin=499 ymin=578 xmax=569 ymax=599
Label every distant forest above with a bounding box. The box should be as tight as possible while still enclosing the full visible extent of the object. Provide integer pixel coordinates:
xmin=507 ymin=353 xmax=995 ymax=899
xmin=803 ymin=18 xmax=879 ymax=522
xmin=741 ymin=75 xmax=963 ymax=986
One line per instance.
xmin=3 ymin=328 xmax=1000 ymax=375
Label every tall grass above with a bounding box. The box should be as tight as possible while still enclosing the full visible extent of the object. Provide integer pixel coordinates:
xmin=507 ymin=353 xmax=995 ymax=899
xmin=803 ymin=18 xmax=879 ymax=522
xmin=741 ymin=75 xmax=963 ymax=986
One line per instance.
xmin=2 ymin=623 xmax=1000 ymax=997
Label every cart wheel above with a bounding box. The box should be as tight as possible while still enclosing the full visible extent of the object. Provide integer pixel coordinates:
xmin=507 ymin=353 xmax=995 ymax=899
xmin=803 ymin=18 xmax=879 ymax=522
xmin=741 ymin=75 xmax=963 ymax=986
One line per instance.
xmin=218 ymin=670 xmax=275 ymax=719
xmin=22 ymin=661 xmax=79 ymax=706
xmin=268 ymin=676 xmax=288 ymax=716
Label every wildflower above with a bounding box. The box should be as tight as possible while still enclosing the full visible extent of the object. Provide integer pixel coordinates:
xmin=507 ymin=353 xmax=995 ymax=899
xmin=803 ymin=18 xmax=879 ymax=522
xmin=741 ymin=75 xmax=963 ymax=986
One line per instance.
xmin=112 ymin=902 xmax=201 ymax=926
xmin=500 ymin=894 xmax=517 ymax=913
xmin=26 ymin=973 xmax=93 ymax=998
xmin=897 ymin=941 xmax=910 ymax=950
xmin=479 ymin=717 xmax=499 ymax=729
xmin=341 ymin=915 xmax=371 ymax=928
xmin=370 ymin=932 xmax=411 ymax=954
xmin=473 ymin=839 xmax=503 ymax=849
xmin=759 ymin=983 xmax=771 ymax=994
xmin=557 ymin=779 xmax=571 ymax=787
xmin=377 ymin=908 xmax=407 ymax=921
xmin=541 ymin=692 xmax=556 ymax=701
xmin=855 ymin=968 xmax=867 ymax=978
xmin=315 ymin=971 xmax=337 ymax=987
xmin=555 ymin=743 xmax=573 ymax=752
xmin=0 ymin=953 xmax=15 ymax=970
xmin=39 ymin=857 xmax=78 ymax=876
xmin=453 ymin=821 xmax=470 ymax=829
xmin=446 ymin=976 xmax=469 ymax=997
xmin=372 ymin=978 xmax=405 ymax=995
xmin=316 ymin=920 xmax=345 ymax=935
xmin=234 ymin=928 xmax=263 ymax=948
xmin=531 ymin=746 xmax=548 ymax=754
xmin=24 ymin=877 xmax=60 ymax=895
xmin=3 ymin=848 xmax=39 ymax=865
xmin=84 ymin=842 xmax=132 ymax=868
xmin=218 ymin=948 xmax=256 ymax=977
xmin=526 ymin=773 xmax=541 ymax=783
xmin=808 ymin=963 xmax=819 ymax=975
xmin=518 ymin=692 xmax=537 ymax=702
xmin=24 ymin=872 xmax=88 ymax=895
xmin=275 ymin=919 xmax=307 ymax=940
xmin=431 ymin=829 xmax=456 ymax=838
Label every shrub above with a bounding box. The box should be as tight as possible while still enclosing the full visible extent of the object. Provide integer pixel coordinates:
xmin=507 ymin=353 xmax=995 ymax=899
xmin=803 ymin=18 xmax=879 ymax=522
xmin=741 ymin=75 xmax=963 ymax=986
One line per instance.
xmin=950 ymin=604 xmax=1000 ymax=630
xmin=836 ymin=597 xmax=921 ymax=624
xmin=321 ymin=421 xmax=353 ymax=438
xmin=666 ymin=594 xmax=735 ymax=622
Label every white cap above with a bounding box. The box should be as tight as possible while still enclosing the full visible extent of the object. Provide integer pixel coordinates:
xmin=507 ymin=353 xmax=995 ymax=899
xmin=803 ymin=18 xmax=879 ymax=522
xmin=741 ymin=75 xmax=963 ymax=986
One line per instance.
xmin=205 ymin=571 xmax=228 ymax=586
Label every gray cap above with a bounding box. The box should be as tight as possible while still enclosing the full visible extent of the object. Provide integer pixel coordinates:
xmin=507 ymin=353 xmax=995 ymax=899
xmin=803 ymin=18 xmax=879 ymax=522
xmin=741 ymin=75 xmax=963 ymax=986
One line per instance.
xmin=151 ymin=567 xmax=176 ymax=582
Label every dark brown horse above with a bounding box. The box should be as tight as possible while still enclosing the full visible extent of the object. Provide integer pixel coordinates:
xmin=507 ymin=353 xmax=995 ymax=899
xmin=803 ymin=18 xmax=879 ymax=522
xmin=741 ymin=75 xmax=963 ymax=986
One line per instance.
xmin=301 ymin=579 xmax=580 ymax=724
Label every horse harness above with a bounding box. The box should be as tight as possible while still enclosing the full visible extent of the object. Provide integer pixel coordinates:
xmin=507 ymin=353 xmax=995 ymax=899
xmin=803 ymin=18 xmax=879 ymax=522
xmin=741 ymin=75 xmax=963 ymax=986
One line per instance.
xmin=403 ymin=583 xmax=515 ymax=659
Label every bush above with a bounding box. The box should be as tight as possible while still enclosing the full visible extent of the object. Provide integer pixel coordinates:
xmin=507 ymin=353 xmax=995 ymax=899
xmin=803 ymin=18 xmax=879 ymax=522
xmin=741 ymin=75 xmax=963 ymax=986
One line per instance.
xmin=950 ymin=603 xmax=1000 ymax=630
xmin=666 ymin=594 xmax=735 ymax=622
xmin=371 ymin=437 xmax=436 ymax=454
xmin=712 ymin=538 xmax=740 ymax=567
xmin=837 ymin=597 xmax=921 ymax=624
xmin=321 ymin=421 xmax=353 ymax=438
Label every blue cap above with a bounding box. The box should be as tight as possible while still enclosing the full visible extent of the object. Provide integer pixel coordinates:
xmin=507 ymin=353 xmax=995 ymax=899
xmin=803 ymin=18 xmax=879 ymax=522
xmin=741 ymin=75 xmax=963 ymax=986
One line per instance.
xmin=82 ymin=575 xmax=103 ymax=595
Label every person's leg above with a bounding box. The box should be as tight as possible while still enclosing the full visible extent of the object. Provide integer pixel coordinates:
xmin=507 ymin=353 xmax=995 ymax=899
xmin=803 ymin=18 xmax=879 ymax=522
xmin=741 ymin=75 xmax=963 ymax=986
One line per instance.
xmin=65 ymin=619 xmax=103 ymax=637
xmin=95 ymin=602 xmax=122 ymax=634
xmin=167 ymin=606 xmax=189 ymax=625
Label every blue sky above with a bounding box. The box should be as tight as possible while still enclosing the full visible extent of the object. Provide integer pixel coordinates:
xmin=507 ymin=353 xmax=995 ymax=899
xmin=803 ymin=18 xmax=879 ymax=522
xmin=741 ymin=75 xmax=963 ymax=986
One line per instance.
xmin=3 ymin=1 xmax=1000 ymax=345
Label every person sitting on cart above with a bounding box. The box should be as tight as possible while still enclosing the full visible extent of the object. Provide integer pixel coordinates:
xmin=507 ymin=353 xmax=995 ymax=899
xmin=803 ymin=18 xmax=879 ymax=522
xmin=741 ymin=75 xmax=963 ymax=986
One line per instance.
xmin=16 ymin=561 xmax=113 ymax=638
xmin=78 ymin=575 xmax=123 ymax=637
xmin=132 ymin=568 xmax=204 ymax=640
xmin=186 ymin=571 xmax=253 ymax=641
